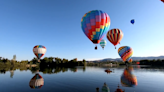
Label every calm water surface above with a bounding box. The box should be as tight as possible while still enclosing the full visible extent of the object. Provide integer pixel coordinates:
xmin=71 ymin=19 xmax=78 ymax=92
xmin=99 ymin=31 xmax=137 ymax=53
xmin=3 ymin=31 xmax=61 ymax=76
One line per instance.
xmin=0 ymin=66 xmax=164 ymax=92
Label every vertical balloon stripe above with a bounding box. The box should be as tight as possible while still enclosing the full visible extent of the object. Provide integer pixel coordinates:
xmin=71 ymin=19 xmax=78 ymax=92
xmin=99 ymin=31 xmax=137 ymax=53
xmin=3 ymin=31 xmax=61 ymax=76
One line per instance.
xmin=97 ymin=11 xmax=105 ymax=40
xmin=99 ymin=12 xmax=110 ymax=40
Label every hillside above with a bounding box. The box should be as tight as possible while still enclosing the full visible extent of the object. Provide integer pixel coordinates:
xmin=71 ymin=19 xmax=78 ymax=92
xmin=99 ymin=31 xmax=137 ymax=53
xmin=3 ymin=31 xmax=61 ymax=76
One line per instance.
xmin=87 ymin=56 xmax=164 ymax=62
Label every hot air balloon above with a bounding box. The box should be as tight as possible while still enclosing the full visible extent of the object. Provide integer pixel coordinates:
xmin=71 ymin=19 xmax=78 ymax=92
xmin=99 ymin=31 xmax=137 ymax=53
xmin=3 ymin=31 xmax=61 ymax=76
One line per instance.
xmin=81 ymin=10 xmax=111 ymax=50
xmin=101 ymin=83 xmax=110 ymax=92
xmin=106 ymin=29 xmax=123 ymax=49
xmin=29 ymin=73 xmax=44 ymax=89
xmin=128 ymin=59 xmax=133 ymax=63
xmin=161 ymin=0 xmax=164 ymax=3
xmin=120 ymin=67 xmax=137 ymax=87
xmin=130 ymin=19 xmax=135 ymax=24
xmin=118 ymin=46 xmax=133 ymax=64
xmin=136 ymin=62 xmax=140 ymax=65
xmin=100 ymin=39 xmax=107 ymax=49
xmin=33 ymin=45 xmax=46 ymax=62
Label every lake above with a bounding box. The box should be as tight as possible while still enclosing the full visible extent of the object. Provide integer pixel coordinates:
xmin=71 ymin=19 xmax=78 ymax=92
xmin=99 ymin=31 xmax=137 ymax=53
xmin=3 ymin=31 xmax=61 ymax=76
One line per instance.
xmin=0 ymin=65 xmax=164 ymax=92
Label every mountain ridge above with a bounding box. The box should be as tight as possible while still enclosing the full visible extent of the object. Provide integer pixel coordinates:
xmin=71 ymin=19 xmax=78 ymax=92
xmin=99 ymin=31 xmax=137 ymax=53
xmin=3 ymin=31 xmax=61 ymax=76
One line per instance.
xmin=87 ymin=56 xmax=164 ymax=62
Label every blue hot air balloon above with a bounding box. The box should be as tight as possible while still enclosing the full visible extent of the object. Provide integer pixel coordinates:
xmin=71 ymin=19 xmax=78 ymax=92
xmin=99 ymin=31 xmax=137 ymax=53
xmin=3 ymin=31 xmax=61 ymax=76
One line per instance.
xmin=130 ymin=19 xmax=135 ymax=24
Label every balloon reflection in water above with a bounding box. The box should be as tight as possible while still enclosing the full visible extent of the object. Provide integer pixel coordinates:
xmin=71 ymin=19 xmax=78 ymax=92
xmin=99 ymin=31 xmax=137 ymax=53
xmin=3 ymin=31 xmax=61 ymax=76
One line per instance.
xmin=121 ymin=66 xmax=137 ymax=87
xmin=29 ymin=73 xmax=44 ymax=89
xmin=101 ymin=82 xmax=110 ymax=92
xmin=96 ymin=83 xmax=110 ymax=92
xmin=115 ymin=84 xmax=125 ymax=92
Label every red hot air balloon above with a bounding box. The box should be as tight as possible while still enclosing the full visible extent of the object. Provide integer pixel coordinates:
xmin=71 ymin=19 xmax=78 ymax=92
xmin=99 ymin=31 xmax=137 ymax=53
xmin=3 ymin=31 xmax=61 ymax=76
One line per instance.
xmin=136 ymin=62 xmax=140 ymax=65
xmin=107 ymin=29 xmax=123 ymax=49
xmin=161 ymin=0 xmax=164 ymax=3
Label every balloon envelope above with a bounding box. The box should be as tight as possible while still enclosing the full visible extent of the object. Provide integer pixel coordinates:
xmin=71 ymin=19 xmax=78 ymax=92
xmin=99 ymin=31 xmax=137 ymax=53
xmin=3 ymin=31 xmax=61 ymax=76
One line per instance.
xmin=33 ymin=45 xmax=46 ymax=59
xmin=161 ymin=0 xmax=164 ymax=3
xmin=130 ymin=19 xmax=135 ymax=24
xmin=136 ymin=62 xmax=140 ymax=65
xmin=106 ymin=29 xmax=123 ymax=47
xmin=81 ymin=10 xmax=110 ymax=44
xmin=129 ymin=59 xmax=133 ymax=63
xmin=29 ymin=73 xmax=44 ymax=89
xmin=118 ymin=46 xmax=133 ymax=62
xmin=100 ymin=39 xmax=107 ymax=49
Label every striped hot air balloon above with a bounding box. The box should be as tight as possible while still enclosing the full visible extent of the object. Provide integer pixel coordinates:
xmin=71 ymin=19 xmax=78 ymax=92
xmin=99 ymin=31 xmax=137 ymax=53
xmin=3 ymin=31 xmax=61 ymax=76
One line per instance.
xmin=33 ymin=45 xmax=46 ymax=62
xmin=29 ymin=73 xmax=44 ymax=89
xmin=118 ymin=46 xmax=133 ymax=62
xmin=106 ymin=29 xmax=123 ymax=49
xmin=81 ymin=10 xmax=110 ymax=50
xmin=100 ymin=39 xmax=107 ymax=49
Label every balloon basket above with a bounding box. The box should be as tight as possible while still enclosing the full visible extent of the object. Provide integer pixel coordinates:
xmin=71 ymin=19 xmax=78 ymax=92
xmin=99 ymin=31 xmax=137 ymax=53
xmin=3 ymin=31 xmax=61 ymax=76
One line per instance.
xmin=95 ymin=46 xmax=97 ymax=50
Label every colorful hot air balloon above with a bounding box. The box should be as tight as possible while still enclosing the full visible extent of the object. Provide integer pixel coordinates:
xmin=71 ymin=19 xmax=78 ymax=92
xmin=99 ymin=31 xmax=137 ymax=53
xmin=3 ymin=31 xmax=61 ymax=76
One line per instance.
xmin=121 ymin=67 xmax=137 ymax=87
xmin=33 ymin=45 xmax=46 ymax=62
xmin=128 ymin=59 xmax=133 ymax=63
xmin=118 ymin=46 xmax=133 ymax=62
xmin=100 ymin=39 xmax=107 ymax=49
xmin=106 ymin=29 xmax=123 ymax=49
xmin=81 ymin=10 xmax=111 ymax=50
xmin=130 ymin=19 xmax=135 ymax=24
xmin=29 ymin=73 xmax=44 ymax=89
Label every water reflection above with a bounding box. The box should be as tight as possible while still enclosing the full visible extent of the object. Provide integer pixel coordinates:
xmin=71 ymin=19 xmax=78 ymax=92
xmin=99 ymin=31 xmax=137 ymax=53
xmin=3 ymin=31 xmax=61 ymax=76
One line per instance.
xmin=10 ymin=67 xmax=14 ymax=78
xmin=115 ymin=85 xmax=125 ymax=92
xmin=101 ymin=83 xmax=110 ymax=92
xmin=96 ymin=83 xmax=125 ymax=92
xmin=120 ymin=66 xmax=137 ymax=87
xmin=104 ymin=69 xmax=114 ymax=74
xmin=96 ymin=83 xmax=110 ymax=92
xmin=29 ymin=73 xmax=44 ymax=89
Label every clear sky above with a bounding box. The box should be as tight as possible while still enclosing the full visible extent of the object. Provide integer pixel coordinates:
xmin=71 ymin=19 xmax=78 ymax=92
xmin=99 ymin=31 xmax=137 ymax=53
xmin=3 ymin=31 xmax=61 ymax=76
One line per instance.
xmin=0 ymin=0 xmax=164 ymax=61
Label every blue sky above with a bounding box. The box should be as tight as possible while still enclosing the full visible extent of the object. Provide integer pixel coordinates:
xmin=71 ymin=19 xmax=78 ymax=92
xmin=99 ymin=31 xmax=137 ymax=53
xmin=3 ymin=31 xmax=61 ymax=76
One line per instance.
xmin=0 ymin=0 xmax=164 ymax=61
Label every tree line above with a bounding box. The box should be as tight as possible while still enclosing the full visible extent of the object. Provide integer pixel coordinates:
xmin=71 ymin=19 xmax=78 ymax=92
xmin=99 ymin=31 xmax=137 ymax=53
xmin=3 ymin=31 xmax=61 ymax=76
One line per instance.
xmin=0 ymin=56 xmax=87 ymax=67
xmin=139 ymin=59 xmax=164 ymax=66
xmin=0 ymin=56 xmax=164 ymax=67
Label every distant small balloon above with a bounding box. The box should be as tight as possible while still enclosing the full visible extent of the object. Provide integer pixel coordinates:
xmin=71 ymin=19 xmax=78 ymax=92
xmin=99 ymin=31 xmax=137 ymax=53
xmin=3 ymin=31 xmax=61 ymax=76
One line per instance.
xmin=33 ymin=45 xmax=46 ymax=62
xmin=100 ymin=39 xmax=107 ymax=49
xmin=130 ymin=19 xmax=135 ymax=24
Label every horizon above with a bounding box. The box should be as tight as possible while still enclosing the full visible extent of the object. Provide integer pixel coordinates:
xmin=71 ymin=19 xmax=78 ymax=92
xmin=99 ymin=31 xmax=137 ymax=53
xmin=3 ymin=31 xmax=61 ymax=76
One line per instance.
xmin=1 ymin=55 xmax=164 ymax=62
xmin=0 ymin=0 xmax=164 ymax=61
